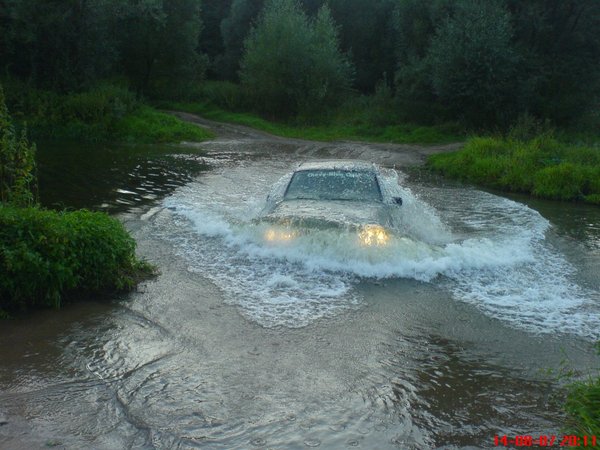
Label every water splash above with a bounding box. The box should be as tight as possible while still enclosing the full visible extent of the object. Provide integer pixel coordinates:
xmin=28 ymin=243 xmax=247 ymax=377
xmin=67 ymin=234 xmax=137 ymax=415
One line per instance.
xmin=151 ymin=162 xmax=600 ymax=338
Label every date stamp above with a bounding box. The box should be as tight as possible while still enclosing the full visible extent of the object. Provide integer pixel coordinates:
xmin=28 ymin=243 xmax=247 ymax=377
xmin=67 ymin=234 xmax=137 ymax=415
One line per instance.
xmin=494 ymin=435 xmax=597 ymax=447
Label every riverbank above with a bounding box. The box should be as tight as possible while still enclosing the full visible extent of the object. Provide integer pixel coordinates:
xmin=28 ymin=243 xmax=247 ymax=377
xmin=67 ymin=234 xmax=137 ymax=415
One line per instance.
xmin=0 ymin=85 xmax=155 ymax=318
xmin=564 ymin=343 xmax=600 ymax=443
xmin=428 ymin=135 xmax=600 ymax=205
xmin=168 ymin=102 xmax=600 ymax=205
xmin=160 ymin=100 xmax=463 ymax=145
xmin=3 ymin=81 xmax=214 ymax=144
xmin=0 ymin=204 xmax=154 ymax=318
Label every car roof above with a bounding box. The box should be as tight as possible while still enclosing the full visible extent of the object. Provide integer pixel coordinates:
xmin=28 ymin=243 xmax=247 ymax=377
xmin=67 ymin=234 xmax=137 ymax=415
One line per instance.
xmin=295 ymin=160 xmax=379 ymax=172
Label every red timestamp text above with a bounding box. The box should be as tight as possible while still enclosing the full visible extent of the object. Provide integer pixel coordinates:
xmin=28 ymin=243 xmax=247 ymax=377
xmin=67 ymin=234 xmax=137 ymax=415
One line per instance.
xmin=494 ymin=434 xmax=597 ymax=447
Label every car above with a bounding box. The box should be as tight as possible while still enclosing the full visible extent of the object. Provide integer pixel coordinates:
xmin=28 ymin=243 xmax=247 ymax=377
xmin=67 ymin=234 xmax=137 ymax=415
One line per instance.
xmin=258 ymin=160 xmax=404 ymax=246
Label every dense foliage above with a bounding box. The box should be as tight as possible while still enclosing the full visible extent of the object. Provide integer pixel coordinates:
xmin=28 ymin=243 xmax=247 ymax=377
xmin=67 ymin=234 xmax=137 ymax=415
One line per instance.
xmin=564 ymin=343 xmax=600 ymax=442
xmin=2 ymin=0 xmax=597 ymax=125
xmin=0 ymin=205 xmax=151 ymax=313
xmin=218 ymin=0 xmax=265 ymax=80
xmin=428 ymin=134 xmax=600 ymax=203
xmin=239 ymin=0 xmax=352 ymax=118
xmin=328 ymin=0 xmax=396 ymax=93
xmin=0 ymin=90 xmax=154 ymax=315
xmin=0 ymin=86 xmax=37 ymax=206
xmin=1 ymin=0 xmax=205 ymax=96
xmin=394 ymin=0 xmax=600 ymax=126
xmin=3 ymin=80 xmax=213 ymax=143
xmin=426 ymin=0 xmax=521 ymax=126
xmin=119 ymin=0 xmax=206 ymax=97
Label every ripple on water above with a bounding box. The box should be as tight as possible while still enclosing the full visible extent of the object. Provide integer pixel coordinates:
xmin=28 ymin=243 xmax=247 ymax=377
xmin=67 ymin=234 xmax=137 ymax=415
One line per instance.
xmin=151 ymin=158 xmax=600 ymax=338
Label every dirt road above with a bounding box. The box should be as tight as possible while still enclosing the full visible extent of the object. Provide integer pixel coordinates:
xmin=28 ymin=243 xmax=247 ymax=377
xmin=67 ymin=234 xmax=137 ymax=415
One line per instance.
xmin=169 ymin=110 xmax=464 ymax=167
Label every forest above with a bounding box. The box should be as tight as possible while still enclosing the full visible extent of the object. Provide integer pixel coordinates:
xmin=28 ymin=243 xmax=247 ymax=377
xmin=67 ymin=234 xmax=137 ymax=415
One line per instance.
xmin=4 ymin=0 xmax=599 ymax=202
xmin=1 ymin=0 xmax=599 ymax=127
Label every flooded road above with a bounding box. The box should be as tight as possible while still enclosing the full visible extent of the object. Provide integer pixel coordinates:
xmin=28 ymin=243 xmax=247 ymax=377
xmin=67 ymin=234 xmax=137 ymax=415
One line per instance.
xmin=1 ymin=117 xmax=599 ymax=449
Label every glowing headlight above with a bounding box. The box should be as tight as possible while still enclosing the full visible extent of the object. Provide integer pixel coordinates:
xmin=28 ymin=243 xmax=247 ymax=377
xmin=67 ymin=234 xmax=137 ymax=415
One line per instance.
xmin=264 ymin=228 xmax=298 ymax=242
xmin=358 ymin=224 xmax=389 ymax=246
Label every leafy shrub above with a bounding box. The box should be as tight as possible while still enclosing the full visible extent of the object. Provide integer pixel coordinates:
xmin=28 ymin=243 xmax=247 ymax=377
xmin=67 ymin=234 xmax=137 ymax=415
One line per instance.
xmin=425 ymin=0 xmax=523 ymax=126
xmin=240 ymin=0 xmax=353 ymax=117
xmin=507 ymin=114 xmax=554 ymax=142
xmin=3 ymin=79 xmax=138 ymax=140
xmin=60 ymin=84 xmax=138 ymax=125
xmin=3 ymin=79 xmax=211 ymax=143
xmin=565 ymin=377 xmax=600 ymax=439
xmin=585 ymin=194 xmax=600 ymax=205
xmin=115 ymin=107 xmax=214 ymax=143
xmin=428 ymin=135 xmax=600 ymax=203
xmin=199 ymin=80 xmax=247 ymax=111
xmin=564 ymin=343 xmax=600 ymax=441
xmin=0 ymin=205 xmax=153 ymax=313
xmin=0 ymin=84 xmax=37 ymax=206
xmin=533 ymin=164 xmax=591 ymax=201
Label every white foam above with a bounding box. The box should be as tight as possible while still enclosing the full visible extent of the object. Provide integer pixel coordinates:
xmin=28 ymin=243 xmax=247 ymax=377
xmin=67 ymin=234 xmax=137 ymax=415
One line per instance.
xmin=152 ymin=161 xmax=600 ymax=337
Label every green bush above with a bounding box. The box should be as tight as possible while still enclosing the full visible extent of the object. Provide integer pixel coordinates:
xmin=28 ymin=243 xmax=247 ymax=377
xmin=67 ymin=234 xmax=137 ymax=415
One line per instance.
xmin=585 ymin=194 xmax=600 ymax=205
xmin=0 ymin=205 xmax=153 ymax=313
xmin=0 ymin=84 xmax=37 ymax=206
xmin=60 ymin=84 xmax=138 ymax=125
xmin=565 ymin=377 xmax=600 ymax=440
xmin=240 ymin=0 xmax=353 ymax=117
xmin=428 ymin=135 xmax=600 ymax=203
xmin=198 ymin=80 xmax=247 ymax=111
xmin=564 ymin=343 xmax=600 ymax=442
xmin=4 ymin=80 xmax=135 ymax=141
xmin=533 ymin=163 xmax=591 ymax=201
xmin=115 ymin=106 xmax=214 ymax=143
xmin=3 ymin=79 xmax=212 ymax=143
xmin=426 ymin=0 xmax=522 ymax=126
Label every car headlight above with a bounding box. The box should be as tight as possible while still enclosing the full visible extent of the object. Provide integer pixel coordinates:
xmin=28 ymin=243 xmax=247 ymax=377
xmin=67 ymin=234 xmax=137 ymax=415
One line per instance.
xmin=358 ymin=224 xmax=389 ymax=246
xmin=264 ymin=227 xmax=298 ymax=242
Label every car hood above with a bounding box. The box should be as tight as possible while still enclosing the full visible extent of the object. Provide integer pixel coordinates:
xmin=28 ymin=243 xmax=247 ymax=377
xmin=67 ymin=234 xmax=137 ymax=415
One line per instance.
xmin=262 ymin=199 xmax=386 ymax=229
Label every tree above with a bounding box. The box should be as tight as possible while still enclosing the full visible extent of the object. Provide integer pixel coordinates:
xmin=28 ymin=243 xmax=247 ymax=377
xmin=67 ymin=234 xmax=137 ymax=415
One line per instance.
xmin=0 ymin=0 xmax=120 ymax=91
xmin=506 ymin=0 xmax=600 ymax=124
xmin=218 ymin=0 xmax=324 ymax=81
xmin=393 ymin=0 xmax=600 ymax=126
xmin=425 ymin=0 xmax=523 ymax=125
xmin=239 ymin=0 xmax=353 ymax=117
xmin=119 ymin=0 xmax=206 ymax=97
xmin=219 ymin=0 xmax=265 ymax=80
xmin=0 ymin=85 xmax=37 ymax=207
xmin=328 ymin=0 xmax=396 ymax=93
xmin=199 ymin=0 xmax=233 ymax=77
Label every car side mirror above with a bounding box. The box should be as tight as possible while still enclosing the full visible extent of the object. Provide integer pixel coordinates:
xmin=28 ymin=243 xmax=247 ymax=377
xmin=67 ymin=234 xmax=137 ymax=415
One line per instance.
xmin=393 ymin=197 xmax=403 ymax=205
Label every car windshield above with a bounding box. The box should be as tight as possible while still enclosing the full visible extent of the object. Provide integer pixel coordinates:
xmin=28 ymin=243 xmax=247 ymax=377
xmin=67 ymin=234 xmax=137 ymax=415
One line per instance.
xmin=284 ymin=169 xmax=382 ymax=202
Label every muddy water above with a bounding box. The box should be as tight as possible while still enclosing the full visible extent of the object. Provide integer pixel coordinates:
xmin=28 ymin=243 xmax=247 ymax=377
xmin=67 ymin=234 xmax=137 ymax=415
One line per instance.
xmin=1 ymin=124 xmax=599 ymax=449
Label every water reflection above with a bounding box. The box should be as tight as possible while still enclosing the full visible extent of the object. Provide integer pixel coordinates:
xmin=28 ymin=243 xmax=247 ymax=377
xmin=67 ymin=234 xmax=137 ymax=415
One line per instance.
xmin=36 ymin=141 xmax=209 ymax=213
xmin=503 ymin=194 xmax=600 ymax=252
xmin=2 ymin=303 xmax=563 ymax=449
xmin=2 ymin=141 xmax=597 ymax=449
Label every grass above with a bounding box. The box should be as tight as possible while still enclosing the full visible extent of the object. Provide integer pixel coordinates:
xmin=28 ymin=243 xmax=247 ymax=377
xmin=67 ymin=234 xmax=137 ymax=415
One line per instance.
xmin=0 ymin=204 xmax=154 ymax=315
xmin=24 ymin=106 xmax=214 ymax=143
xmin=114 ymin=106 xmax=214 ymax=143
xmin=161 ymin=100 xmax=463 ymax=145
xmin=565 ymin=377 xmax=600 ymax=444
xmin=3 ymin=79 xmax=214 ymax=143
xmin=428 ymin=134 xmax=600 ymax=204
xmin=563 ymin=342 xmax=600 ymax=447
xmin=1 ymin=89 xmax=155 ymax=318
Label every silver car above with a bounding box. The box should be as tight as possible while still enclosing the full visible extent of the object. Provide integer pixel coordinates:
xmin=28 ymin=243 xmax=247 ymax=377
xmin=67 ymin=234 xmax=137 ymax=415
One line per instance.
xmin=259 ymin=160 xmax=403 ymax=246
